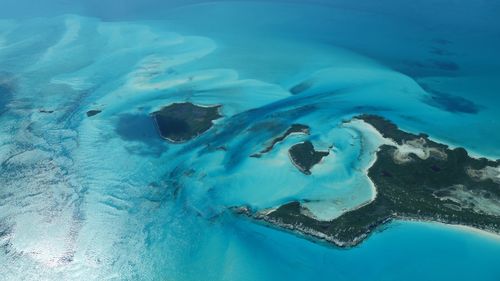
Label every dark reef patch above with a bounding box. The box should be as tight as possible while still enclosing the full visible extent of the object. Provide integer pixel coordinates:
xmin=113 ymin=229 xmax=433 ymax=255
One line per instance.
xmin=0 ymin=74 xmax=14 ymax=115
xmin=426 ymin=93 xmax=479 ymax=114
xmin=430 ymin=60 xmax=460 ymax=71
xmin=432 ymin=38 xmax=452 ymax=45
xmin=152 ymin=102 xmax=222 ymax=143
xmin=290 ymin=81 xmax=313 ymax=95
xmin=397 ymin=59 xmax=461 ymax=77
xmin=288 ymin=141 xmax=329 ymax=175
xmin=420 ymin=83 xmax=480 ymax=114
xmin=429 ymin=47 xmax=454 ymax=56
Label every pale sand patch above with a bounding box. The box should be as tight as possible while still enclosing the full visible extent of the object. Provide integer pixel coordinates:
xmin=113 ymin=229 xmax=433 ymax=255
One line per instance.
xmin=423 ymin=221 xmax=500 ymax=242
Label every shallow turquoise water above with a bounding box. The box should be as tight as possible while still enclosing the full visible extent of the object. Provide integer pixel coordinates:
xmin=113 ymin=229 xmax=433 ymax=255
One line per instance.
xmin=0 ymin=1 xmax=499 ymax=280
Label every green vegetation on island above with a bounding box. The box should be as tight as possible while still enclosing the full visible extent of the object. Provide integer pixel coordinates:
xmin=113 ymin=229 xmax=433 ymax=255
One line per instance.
xmin=288 ymin=141 xmax=329 ymax=175
xmin=251 ymin=124 xmax=310 ymax=158
xmin=239 ymin=115 xmax=500 ymax=247
xmin=152 ymin=102 xmax=222 ymax=143
xmin=86 ymin=110 xmax=102 ymax=117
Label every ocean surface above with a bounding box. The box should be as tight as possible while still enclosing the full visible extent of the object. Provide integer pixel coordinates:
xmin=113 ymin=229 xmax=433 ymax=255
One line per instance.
xmin=0 ymin=1 xmax=500 ymax=280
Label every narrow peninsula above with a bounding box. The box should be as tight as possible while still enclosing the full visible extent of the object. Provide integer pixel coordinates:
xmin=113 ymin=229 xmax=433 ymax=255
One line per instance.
xmin=251 ymin=124 xmax=310 ymax=158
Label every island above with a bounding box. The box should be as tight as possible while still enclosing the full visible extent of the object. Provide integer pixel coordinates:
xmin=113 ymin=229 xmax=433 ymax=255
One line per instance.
xmin=152 ymin=102 xmax=222 ymax=143
xmin=288 ymin=141 xmax=329 ymax=175
xmin=236 ymin=115 xmax=500 ymax=247
xmin=251 ymin=124 xmax=310 ymax=157
xmin=86 ymin=110 xmax=102 ymax=117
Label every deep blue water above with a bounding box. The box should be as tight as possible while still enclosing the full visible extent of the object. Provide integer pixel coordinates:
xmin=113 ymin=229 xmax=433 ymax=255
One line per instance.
xmin=0 ymin=1 xmax=499 ymax=280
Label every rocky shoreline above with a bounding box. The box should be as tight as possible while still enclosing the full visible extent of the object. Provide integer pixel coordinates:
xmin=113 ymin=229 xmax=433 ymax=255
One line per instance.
xmin=234 ymin=204 xmax=500 ymax=248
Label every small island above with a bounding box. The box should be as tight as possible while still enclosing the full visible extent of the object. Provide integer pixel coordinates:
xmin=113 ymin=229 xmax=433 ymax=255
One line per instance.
xmin=289 ymin=141 xmax=329 ymax=175
xmin=152 ymin=102 xmax=222 ymax=143
xmin=237 ymin=115 xmax=500 ymax=247
xmin=86 ymin=110 xmax=102 ymax=117
xmin=251 ymin=124 xmax=310 ymax=157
